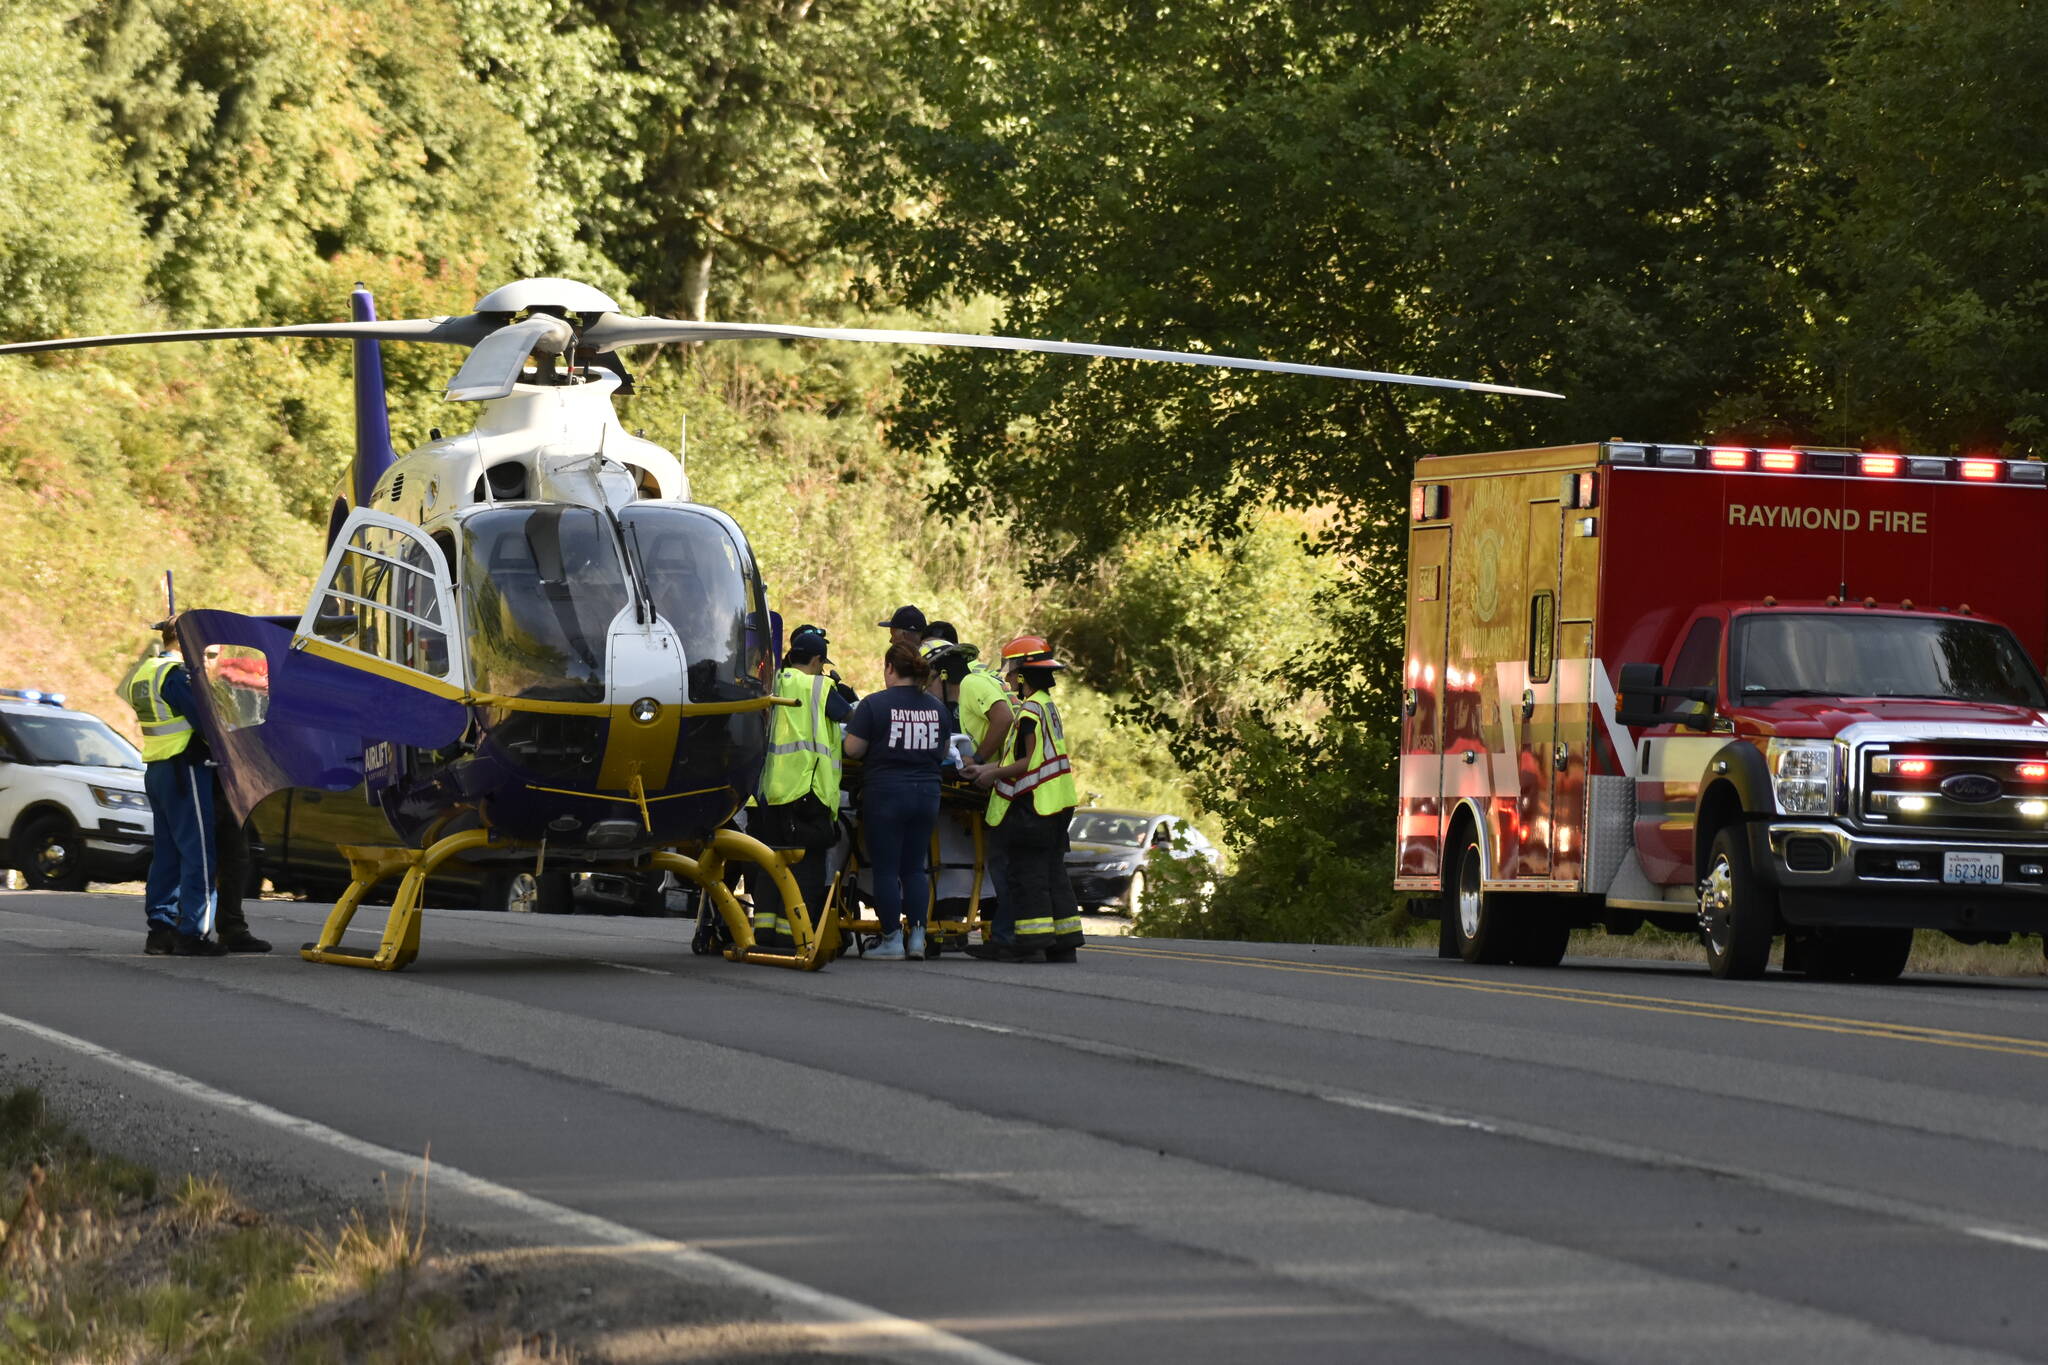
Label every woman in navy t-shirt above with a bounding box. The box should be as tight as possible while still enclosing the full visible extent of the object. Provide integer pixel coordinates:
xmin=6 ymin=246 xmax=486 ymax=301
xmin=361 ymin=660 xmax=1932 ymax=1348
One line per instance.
xmin=843 ymin=642 xmax=946 ymax=959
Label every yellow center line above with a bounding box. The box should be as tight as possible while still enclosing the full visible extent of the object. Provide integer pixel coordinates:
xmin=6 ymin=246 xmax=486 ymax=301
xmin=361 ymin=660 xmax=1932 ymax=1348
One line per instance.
xmin=1094 ymin=943 xmax=2048 ymax=1061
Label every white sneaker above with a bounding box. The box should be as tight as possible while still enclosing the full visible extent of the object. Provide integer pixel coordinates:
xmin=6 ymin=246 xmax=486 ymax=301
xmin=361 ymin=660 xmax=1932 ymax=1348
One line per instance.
xmin=906 ymin=925 xmax=927 ymax=959
xmin=870 ymin=930 xmax=907 ymax=960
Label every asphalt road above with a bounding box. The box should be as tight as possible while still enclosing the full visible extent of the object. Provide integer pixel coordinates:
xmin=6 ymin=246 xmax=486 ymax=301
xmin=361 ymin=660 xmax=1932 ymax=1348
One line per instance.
xmin=3 ymin=889 xmax=2046 ymax=1364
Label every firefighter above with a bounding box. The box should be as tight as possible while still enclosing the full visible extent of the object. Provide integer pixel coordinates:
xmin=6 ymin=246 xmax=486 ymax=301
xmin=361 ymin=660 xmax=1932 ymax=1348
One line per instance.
xmin=122 ymin=622 xmax=229 ymax=956
xmin=749 ymin=624 xmax=856 ymax=948
xmin=879 ymin=604 xmax=927 ymax=653
xmin=961 ymin=635 xmax=1084 ymax=963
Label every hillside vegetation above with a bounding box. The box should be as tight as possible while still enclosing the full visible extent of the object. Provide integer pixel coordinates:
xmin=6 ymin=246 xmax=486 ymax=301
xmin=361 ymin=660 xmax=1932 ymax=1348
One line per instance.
xmin=4 ymin=0 xmax=2043 ymax=940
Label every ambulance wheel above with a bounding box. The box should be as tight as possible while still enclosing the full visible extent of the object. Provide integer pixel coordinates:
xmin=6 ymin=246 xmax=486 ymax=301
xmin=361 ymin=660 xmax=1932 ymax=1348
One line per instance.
xmin=1837 ymin=927 xmax=1913 ymax=982
xmin=1510 ymin=904 xmax=1571 ymax=967
xmin=1701 ymin=826 xmax=1775 ymax=980
xmin=1447 ymin=830 xmax=1513 ymax=965
xmin=18 ymin=812 xmax=88 ymax=892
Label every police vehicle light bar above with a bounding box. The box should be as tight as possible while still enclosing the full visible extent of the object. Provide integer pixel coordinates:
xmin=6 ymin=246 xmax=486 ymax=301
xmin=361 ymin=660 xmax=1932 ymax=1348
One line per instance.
xmin=0 ymin=688 xmax=66 ymax=706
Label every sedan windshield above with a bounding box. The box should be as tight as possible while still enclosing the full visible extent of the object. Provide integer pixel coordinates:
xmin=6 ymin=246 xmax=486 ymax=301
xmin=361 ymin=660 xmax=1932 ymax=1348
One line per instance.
xmin=1071 ymin=813 xmax=1153 ymax=846
xmin=5 ymin=712 xmax=141 ymax=769
xmin=1735 ymin=614 xmax=2048 ymax=707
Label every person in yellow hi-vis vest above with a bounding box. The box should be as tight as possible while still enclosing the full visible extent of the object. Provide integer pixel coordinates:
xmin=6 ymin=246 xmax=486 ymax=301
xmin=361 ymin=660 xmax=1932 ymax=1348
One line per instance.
xmin=121 ymin=621 xmax=230 ymax=957
xmin=961 ymin=635 xmax=1084 ymax=963
xmin=748 ymin=624 xmax=856 ymax=948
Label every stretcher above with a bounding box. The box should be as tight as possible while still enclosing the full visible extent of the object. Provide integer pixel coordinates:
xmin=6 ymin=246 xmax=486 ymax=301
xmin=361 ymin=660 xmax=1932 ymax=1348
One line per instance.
xmin=822 ymin=770 xmax=996 ymax=959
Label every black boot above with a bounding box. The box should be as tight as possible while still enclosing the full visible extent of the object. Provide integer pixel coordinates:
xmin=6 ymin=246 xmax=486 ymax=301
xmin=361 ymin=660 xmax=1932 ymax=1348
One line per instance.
xmin=145 ymin=927 xmax=177 ymax=956
xmin=172 ymin=932 xmax=229 ymax=957
xmin=964 ymin=942 xmax=1046 ymax=963
xmin=219 ymin=931 xmax=272 ymax=953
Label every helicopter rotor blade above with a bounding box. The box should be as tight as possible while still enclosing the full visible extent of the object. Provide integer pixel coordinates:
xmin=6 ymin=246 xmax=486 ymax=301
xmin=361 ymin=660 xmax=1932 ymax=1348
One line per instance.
xmin=444 ymin=314 xmax=580 ymax=402
xmin=580 ymin=315 xmax=1562 ymax=399
xmin=0 ymin=315 xmax=496 ymax=357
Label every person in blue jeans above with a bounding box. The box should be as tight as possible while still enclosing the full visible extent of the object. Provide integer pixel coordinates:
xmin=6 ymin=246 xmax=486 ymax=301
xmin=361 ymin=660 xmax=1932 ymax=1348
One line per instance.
xmin=842 ymin=642 xmax=946 ymax=960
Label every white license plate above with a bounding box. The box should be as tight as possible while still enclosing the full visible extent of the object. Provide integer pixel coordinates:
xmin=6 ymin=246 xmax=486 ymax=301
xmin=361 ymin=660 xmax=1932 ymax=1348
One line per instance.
xmin=1943 ymin=852 xmax=2005 ymax=886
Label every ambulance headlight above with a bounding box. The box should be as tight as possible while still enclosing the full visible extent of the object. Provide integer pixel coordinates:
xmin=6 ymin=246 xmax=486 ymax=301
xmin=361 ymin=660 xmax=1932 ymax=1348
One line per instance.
xmin=1766 ymin=739 xmax=1837 ymax=815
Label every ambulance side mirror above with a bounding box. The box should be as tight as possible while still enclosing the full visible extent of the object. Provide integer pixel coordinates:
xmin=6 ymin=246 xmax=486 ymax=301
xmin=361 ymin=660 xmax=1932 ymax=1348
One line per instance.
xmin=1617 ymin=662 xmax=1718 ymax=731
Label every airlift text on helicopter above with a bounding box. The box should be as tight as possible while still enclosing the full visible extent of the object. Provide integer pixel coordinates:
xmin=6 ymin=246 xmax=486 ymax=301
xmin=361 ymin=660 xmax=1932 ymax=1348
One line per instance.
xmin=0 ymin=278 xmax=1558 ymax=972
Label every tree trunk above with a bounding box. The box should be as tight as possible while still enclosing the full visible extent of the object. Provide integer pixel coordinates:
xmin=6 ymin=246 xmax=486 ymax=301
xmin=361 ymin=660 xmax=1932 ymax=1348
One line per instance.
xmin=680 ymin=244 xmax=715 ymax=322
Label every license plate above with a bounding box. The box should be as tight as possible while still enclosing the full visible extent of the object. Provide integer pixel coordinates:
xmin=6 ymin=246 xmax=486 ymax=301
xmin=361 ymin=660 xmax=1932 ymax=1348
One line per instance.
xmin=1944 ymin=852 xmax=2004 ymax=886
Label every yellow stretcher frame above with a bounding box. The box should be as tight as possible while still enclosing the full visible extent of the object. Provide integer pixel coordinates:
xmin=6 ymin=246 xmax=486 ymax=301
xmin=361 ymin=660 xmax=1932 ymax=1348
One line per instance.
xmin=825 ymin=782 xmax=991 ymax=957
xmin=299 ymin=828 xmax=835 ymax=971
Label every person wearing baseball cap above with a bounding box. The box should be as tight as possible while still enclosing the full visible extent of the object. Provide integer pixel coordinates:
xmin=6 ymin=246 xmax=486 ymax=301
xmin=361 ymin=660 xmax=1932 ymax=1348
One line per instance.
xmin=879 ymin=605 xmax=927 ymax=652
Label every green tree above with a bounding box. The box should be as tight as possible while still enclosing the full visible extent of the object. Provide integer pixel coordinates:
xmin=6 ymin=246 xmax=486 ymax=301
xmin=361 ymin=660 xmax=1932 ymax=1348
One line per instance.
xmin=462 ymin=0 xmax=908 ymax=320
xmin=0 ymin=3 xmax=149 ymax=340
xmin=1801 ymin=0 xmax=2048 ymax=455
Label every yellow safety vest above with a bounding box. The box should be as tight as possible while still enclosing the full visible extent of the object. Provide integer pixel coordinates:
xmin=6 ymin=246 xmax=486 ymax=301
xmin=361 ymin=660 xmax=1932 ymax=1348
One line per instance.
xmin=760 ymin=667 xmax=842 ymax=809
xmin=985 ymin=689 xmax=1076 ymax=827
xmin=122 ymin=654 xmax=193 ymax=762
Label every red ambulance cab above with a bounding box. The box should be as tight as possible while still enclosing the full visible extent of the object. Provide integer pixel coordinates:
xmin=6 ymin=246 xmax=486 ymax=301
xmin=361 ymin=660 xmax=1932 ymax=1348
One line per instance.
xmin=1399 ymin=440 xmax=2048 ymax=981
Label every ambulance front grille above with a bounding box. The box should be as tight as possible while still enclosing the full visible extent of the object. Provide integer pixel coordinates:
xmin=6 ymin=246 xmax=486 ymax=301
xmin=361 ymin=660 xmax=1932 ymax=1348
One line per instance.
xmin=1856 ymin=742 xmax=2048 ymax=838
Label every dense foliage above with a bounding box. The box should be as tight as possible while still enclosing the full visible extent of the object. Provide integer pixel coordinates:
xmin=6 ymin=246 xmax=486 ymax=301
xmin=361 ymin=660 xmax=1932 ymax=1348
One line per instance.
xmin=3 ymin=0 xmax=2040 ymax=937
xmin=837 ymin=0 xmax=2048 ymax=937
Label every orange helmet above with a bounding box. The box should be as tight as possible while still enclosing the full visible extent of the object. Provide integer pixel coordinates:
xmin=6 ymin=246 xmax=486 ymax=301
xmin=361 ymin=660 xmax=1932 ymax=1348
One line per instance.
xmin=999 ymin=634 xmax=1066 ymax=670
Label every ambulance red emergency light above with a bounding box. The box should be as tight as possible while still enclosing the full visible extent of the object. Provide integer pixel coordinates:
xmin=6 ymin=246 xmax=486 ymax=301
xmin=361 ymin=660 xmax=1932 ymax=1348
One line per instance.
xmin=1398 ymin=440 xmax=2048 ymax=982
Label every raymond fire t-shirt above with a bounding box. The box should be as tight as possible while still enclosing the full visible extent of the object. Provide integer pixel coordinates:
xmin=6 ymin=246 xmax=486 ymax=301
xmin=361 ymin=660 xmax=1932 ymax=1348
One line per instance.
xmin=845 ymin=684 xmax=946 ymax=790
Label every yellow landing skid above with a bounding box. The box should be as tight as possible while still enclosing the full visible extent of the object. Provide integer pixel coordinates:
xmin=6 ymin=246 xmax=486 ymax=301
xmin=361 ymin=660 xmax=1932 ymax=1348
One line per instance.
xmin=299 ymin=828 xmax=835 ymax=972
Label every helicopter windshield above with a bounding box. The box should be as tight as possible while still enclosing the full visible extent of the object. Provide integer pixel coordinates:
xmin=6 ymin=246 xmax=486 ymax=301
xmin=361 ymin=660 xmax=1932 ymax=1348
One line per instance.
xmin=461 ymin=506 xmax=630 ymax=702
xmin=618 ymin=505 xmax=769 ymax=701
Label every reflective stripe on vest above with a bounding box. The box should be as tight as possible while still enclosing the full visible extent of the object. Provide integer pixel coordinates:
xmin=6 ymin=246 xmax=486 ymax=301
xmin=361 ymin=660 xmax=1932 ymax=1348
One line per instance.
xmin=987 ymin=692 xmax=1076 ymax=824
xmin=760 ymin=669 xmax=842 ymax=809
xmin=123 ymin=655 xmax=193 ymax=762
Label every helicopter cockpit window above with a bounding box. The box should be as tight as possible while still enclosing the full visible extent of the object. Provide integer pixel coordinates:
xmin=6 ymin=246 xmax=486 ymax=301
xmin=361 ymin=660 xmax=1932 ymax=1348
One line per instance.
xmin=312 ymin=522 xmax=453 ymax=679
xmin=462 ymin=506 xmax=630 ymax=702
xmin=618 ymin=505 xmax=769 ymax=701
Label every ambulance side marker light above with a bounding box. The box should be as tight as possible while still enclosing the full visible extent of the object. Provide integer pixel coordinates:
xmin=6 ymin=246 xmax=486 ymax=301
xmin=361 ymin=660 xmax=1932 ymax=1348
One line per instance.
xmin=1860 ymin=455 xmax=1901 ymax=476
xmin=1759 ymin=450 xmax=1801 ymax=472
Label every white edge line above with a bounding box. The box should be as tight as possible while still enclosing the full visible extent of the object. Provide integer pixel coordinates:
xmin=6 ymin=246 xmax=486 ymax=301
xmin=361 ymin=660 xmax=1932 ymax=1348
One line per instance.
xmin=1962 ymin=1226 xmax=2048 ymax=1253
xmin=0 ymin=1009 xmax=1036 ymax=1365
xmin=1320 ymin=1093 xmax=1499 ymax=1133
xmin=909 ymin=1011 xmax=1016 ymax=1035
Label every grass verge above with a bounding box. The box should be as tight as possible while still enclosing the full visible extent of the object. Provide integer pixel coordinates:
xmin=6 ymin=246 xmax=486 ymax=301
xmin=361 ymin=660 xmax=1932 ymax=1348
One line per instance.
xmin=0 ymin=1088 xmax=569 ymax=1363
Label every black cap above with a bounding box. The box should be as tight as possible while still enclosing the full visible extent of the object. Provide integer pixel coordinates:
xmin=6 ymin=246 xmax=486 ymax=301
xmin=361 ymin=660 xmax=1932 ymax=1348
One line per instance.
xmin=787 ymin=624 xmax=832 ymax=665
xmin=878 ymin=604 xmax=927 ymax=632
xmin=920 ymin=619 xmax=959 ymax=644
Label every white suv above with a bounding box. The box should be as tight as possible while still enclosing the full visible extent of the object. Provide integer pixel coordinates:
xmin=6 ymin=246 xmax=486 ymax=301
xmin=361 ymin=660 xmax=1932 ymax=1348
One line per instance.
xmin=0 ymin=689 xmax=154 ymax=890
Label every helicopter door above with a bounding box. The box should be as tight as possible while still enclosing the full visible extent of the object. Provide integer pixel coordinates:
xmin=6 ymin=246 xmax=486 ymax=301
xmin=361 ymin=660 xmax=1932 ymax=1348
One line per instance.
xmin=299 ymin=508 xmax=467 ymax=688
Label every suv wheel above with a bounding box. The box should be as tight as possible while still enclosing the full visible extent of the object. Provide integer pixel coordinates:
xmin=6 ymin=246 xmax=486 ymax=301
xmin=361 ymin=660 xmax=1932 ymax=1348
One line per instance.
xmin=1700 ymin=826 xmax=1775 ymax=979
xmin=19 ymin=813 xmax=88 ymax=892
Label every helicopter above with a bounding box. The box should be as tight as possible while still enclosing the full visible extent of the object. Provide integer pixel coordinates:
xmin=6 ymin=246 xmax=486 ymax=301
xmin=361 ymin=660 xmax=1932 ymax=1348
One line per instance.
xmin=0 ymin=277 xmax=1558 ymax=972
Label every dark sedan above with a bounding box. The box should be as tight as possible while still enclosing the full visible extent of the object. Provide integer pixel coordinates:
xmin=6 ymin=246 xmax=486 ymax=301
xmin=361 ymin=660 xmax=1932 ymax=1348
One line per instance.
xmin=1065 ymin=809 xmax=1219 ymax=915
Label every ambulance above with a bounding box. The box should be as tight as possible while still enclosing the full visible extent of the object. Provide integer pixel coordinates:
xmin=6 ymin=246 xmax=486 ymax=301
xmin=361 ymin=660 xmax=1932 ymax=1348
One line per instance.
xmin=1398 ymin=440 xmax=2048 ymax=980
